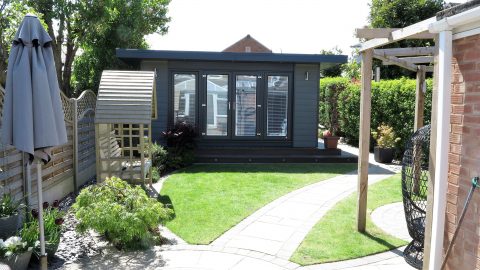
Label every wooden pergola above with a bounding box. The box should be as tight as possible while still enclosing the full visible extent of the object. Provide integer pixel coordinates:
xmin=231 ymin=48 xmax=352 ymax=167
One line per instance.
xmin=354 ymin=17 xmax=439 ymax=270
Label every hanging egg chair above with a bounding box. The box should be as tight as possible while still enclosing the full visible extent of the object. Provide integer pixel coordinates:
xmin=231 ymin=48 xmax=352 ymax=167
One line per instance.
xmin=401 ymin=124 xmax=431 ymax=269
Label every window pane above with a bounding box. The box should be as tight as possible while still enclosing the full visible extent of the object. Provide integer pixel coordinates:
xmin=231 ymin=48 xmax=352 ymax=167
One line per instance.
xmin=235 ymin=75 xmax=256 ymax=136
xmin=173 ymin=74 xmax=196 ymax=125
xmin=207 ymin=74 xmax=228 ymax=136
xmin=267 ymin=76 xmax=288 ymax=136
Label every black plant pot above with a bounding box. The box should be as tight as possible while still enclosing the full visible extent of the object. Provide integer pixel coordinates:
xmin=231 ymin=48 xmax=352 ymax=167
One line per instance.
xmin=374 ymin=146 xmax=394 ymax=163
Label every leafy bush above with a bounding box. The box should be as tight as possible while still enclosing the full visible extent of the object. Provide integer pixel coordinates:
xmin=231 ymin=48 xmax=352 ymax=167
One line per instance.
xmin=319 ymin=78 xmax=350 ymax=136
xmin=149 ymin=143 xmax=168 ymax=178
xmin=72 ymin=177 xmax=173 ymax=249
xmin=372 ymin=124 xmax=401 ymax=148
xmin=320 ymin=77 xmax=432 ymax=156
xmin=151 ymin=167 xmax=161 ymax=183
xmin=0 ymin=193 xmax=25 ymax=218
xmin=162 ymin=122 xmax=196 ymax=152
xmin=161 ymin=122 xmax=197 ymax=170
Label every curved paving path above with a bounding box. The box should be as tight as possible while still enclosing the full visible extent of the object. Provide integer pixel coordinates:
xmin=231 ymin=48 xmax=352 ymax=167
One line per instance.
xmin=211 ymin=166 xmax=395 ymax=260
xmin=371 ymin=202 xmax=412 ymax=242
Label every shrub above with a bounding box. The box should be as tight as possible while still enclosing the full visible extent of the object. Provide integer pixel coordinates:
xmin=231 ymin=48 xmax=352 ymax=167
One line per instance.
xmin=0 ymin=193 xmax=25 ymax=218
xmin=161 ymin=122 xmax=197 ymax=170
xmin=319 ymin=77 xmax=350 ymax=136
xmin=151 ymin=167 xmax=161 ymax=183
xmin=372 ymin=124 xmax=401 ymax=148
xmin=72 ymin=177 xmax=173 ymax=250
xmin=321 ymin=77 xmax=432 ymax=156
xmin=149 ymin=143 xmax=168 ymax=176
xmin=162 ymin=122 xmax=196 ymax=152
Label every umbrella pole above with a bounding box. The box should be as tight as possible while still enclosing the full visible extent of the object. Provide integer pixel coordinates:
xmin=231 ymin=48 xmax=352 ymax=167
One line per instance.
xmin=36 ymin=159 xmax=48 ymax=269
xmin=26 ymin=156 xmax=31 ymax=209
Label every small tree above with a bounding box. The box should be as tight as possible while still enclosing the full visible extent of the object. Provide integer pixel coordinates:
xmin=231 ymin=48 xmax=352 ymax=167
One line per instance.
xmin=320 ymin=47 xmax=344 ymax=78
xmin=0 ymin=1 xmax=42 ymax=87
xmin=368 ymin=0 xmax=444 ymax=79
xmin=27 ymin=0 xmax=170 ymax=96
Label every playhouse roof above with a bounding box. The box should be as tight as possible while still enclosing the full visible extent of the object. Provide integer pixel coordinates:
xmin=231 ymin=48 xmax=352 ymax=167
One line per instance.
xmin=95 ymin=70 xmax=155 ymax=125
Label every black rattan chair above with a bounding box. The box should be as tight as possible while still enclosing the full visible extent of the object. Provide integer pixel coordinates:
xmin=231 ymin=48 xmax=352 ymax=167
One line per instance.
xmin=401 ymin=125 xmax=431 ymax=269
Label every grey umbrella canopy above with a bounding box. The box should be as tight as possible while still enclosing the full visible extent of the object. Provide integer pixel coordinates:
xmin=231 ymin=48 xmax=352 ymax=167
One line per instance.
xmin=2 ymin=14 xmax=68 ymax=267
xmin=2 ymin=14 xmax=67 ymax=162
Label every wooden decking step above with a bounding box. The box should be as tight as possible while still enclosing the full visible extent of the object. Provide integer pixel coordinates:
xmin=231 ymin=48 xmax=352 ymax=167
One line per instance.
xmin=194 ymin=147 xmax=357 ymax=163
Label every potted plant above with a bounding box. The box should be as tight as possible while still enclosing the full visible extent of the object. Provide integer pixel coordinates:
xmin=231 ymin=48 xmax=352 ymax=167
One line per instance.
xmin=372 ymin=124 xmax=400 ymax=163
xmin=320 ymin=82 xmax=343 ymax=149
xmin=23 ymin=200 xmax=64 ymax=259
xmin=322 ymin=130 xmax=340 ymax=149
xmin=0 ymin=193 xmax=25 ymax=239
xmin=0 ymin=236 xmax=36 ymax=270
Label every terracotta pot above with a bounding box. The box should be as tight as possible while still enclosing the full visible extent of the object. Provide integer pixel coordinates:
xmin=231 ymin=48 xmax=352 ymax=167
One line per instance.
xmin=374 ymin=146 xmax=394 ymax=163
xmin=0 ymin=250 xmax=32 ymax=270
xmin=323 ymin=136 xmax=340 ymax=149
xmin=0 ymin=213 xmax=23 ymax=239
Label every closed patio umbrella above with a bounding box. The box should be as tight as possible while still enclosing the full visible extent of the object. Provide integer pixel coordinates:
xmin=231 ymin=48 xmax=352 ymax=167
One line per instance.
xmin=1 ymin=14 xmax=67 ymax=268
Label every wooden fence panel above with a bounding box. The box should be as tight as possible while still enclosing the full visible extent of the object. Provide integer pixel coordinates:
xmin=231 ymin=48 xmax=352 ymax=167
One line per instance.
xmin=0 ymin=86 xmax=97 ymax=205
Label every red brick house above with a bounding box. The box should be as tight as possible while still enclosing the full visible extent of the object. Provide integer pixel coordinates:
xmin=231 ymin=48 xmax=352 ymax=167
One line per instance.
xmin=438 ymin=34 xmax=480 ymax=270
xmin=223 ymin=34 xmax=272 ymax=53
xmin=431 ymin=3 xmax=480 ymax=269
xmin=354 ymin=1 xmax=480 ymax=269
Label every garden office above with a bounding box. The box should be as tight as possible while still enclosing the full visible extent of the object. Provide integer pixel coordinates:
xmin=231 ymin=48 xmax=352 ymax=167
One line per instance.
xmin=115 ymin=46 xmax=352 ymax=163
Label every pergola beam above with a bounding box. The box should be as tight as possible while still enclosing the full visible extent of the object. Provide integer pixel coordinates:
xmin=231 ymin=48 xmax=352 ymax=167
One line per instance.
xmin=374 ymin=53 xmax=418 ymax=72
xmin=374 ymin=47 xmax=435 ymax=57
xmin=356 ymin=28 xmax=436 ymax=40
xmin=358 ymin=17 xmax=437 ymax=52
xmin=401 ymin=56 xmax=434 ymax=64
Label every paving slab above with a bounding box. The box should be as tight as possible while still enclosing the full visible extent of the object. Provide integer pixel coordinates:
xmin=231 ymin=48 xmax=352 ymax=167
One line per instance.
xmin=371 ymin=202 xmax=412 ymax=242
xmin=300 ymin=247 xmax=414 ymax=270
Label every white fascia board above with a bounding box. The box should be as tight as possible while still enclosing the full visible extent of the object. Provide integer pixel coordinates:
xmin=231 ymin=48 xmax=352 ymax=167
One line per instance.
xmin=429 ymin=6 xmax=480 ymax=33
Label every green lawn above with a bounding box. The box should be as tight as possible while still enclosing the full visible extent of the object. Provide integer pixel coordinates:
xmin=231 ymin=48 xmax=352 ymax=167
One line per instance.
xmin=159 ymin=163 xmax=356 ymax=244
xmin=290 ymin=174 xmax=407 ymax=265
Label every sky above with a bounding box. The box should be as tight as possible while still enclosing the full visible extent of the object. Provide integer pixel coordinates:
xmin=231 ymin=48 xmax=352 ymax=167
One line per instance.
xmin=146 ymin=0 xmax=470 ymax=57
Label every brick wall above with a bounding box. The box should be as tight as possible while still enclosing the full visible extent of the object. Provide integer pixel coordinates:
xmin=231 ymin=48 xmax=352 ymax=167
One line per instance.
xmin=444 ymin=33 xmax=480 ymax=270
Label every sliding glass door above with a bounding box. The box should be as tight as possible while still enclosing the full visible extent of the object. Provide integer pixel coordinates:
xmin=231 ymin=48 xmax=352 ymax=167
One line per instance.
xmin=193 ymin=72 xmax=290 ymax=140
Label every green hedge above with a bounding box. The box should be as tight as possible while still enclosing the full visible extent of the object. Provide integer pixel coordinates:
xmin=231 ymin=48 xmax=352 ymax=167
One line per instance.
xmin=319 ymin=77 xmax=432 ymax=156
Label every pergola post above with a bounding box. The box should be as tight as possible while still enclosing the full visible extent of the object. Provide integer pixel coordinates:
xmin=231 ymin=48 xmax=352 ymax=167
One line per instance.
xmin=357 ymin=49 xmax=373 ymax=232
xmin=412 ymin=65 xmax=427 ymax=194
xmin=423 ymin=39 xmax=439 ymax=270
xmin=414 ymin=65 xmax=426 ymax=131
